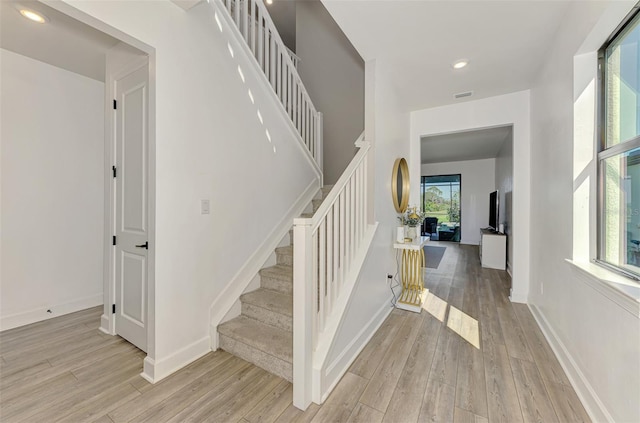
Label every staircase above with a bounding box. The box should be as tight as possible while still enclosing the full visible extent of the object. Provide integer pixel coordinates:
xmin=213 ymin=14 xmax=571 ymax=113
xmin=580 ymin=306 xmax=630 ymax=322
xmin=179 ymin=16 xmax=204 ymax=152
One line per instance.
xmin=210 ymin=0 xmax=375 ymax=409
xmin=217 ymin=186 xmax=332 ymax=382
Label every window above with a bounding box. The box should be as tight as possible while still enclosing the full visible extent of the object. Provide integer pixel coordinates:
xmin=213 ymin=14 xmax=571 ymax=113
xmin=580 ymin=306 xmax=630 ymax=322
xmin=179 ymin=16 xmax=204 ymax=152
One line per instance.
xmin=598 ymin=7 xmax=640 ymax=279
xmin=420 ymin=175 xmax=461 ymax=242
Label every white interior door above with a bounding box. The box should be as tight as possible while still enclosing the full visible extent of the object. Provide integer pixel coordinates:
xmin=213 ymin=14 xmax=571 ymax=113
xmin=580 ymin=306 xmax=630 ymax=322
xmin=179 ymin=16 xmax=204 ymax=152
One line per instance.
xmin=114 ymin=62 xmax=149 ymax=352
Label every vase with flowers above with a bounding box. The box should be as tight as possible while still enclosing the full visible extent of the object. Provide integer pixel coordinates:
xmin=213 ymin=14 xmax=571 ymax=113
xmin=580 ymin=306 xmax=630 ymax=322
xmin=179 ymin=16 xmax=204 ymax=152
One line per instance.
xmin=398 ymin=206 xmax=426 ymax=241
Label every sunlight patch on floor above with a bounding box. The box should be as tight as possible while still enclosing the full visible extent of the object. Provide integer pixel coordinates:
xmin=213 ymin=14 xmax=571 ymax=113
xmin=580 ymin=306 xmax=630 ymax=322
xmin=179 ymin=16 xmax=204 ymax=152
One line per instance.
xmin=446 ymin=306 xmax=480 ymax=349
xmin=422 ymin=292 xmax=448 ymax=322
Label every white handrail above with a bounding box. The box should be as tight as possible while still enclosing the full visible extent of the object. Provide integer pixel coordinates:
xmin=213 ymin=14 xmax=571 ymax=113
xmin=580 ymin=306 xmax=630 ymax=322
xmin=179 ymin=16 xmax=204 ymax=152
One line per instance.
xmin=284 ymin=45 xmax=301 ymax=69
xmin=293 ymin=134 xmax=370 ymax=408
xmin=214 ymin=0 xmax=322 ymax=169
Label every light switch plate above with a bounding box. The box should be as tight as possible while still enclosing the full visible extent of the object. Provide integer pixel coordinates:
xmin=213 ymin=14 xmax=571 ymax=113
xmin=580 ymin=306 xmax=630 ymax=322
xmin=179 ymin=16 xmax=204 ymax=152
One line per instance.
xmin=201 ymin=199 xmax=210 ymax=215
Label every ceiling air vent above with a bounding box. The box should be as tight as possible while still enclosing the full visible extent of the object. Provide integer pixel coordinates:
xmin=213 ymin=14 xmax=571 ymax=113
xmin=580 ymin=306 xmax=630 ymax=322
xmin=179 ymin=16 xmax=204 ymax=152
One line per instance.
xmin=454 ymin=91 xmax=473 ymax=99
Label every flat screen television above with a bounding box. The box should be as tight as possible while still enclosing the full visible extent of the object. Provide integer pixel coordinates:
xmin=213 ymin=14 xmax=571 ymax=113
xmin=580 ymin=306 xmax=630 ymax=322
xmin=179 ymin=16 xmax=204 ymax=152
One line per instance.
xmin=489 ymin=190 xmax=499 ymax=231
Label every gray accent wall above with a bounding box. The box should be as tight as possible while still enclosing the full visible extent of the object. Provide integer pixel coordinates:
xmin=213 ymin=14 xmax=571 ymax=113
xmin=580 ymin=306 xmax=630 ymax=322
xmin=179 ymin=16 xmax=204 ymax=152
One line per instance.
xmin=495 ymin=131 xmax=513 ymax=272
xmin=265 ymin=1 xmax=296 ymax=52
xmin=296 ymin=0 xmax=364 ymax=184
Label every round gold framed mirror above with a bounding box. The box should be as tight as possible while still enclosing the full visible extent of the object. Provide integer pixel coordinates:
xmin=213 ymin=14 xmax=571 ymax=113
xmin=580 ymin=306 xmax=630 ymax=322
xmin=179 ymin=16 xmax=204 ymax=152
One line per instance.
xmin=392 ymin=158 xmax=409 ymax=213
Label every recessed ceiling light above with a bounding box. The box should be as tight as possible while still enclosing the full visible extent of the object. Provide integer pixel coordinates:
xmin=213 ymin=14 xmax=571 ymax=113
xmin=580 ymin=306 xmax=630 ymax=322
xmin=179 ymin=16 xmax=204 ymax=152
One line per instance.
xmin=452 ymin=60 xmax=468 ymax=70
xmin=19 ymin=8 xmax=48 ymax=24
xmin=266 ymin=0 xmax=273 ymax=4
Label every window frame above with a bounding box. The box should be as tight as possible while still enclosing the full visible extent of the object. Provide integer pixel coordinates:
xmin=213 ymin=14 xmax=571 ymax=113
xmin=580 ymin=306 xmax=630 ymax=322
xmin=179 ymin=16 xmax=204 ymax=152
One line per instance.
xmin=596 ymin=5 xmax=640 ymax=281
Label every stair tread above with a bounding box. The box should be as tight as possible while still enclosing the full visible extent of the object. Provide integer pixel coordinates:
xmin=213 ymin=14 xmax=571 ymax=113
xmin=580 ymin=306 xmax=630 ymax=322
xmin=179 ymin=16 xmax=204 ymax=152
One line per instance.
xmin=302 ymin=186 xmax=334 ymax=218
xmin=260 ymin=265 xmax=292 ymax=280
xmin=219 ymin=316 xmax=292 ymax=363
xmin=241 ymin=288 xmax=292 ymax=317
xmin=275 ymin=245 xmax=293 ymax=255
xmin=321 ymin=185 xmax=334 ymax=196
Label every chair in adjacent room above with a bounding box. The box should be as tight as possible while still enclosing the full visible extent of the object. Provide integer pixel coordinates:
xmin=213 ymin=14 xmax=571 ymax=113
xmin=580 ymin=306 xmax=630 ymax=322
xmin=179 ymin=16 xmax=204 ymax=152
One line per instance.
xmin=423 ymin=217 xmax=438 ymax=237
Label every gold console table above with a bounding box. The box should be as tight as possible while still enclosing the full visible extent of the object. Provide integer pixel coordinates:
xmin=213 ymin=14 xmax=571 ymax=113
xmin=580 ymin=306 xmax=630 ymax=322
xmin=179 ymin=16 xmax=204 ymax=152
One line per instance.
xmin=393 ymin=236 xmax=429 ymax=313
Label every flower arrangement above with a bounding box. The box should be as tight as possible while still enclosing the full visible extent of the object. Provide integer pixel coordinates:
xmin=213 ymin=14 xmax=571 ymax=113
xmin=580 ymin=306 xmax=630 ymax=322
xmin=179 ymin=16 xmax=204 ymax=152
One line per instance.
xmin=398 ymin=206 xmax=426 ymax=227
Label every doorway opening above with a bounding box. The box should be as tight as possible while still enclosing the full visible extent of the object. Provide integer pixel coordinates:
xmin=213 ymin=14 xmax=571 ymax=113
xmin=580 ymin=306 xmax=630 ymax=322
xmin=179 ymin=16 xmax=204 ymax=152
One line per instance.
xmin=421 ymin=174 xmax=461 ymax=242
xmin=0 ymin=0 xmax=155 ymax=355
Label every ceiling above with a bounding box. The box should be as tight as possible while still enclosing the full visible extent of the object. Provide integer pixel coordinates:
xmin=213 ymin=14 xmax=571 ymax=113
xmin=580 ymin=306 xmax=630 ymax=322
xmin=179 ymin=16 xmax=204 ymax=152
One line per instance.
xmin=0 ymin=1 xmax=120 ymax=81
xmin=421 ymin=125 xmax=512 ymax=164
xmin=321 ymin=0 xmax=576 ymax=111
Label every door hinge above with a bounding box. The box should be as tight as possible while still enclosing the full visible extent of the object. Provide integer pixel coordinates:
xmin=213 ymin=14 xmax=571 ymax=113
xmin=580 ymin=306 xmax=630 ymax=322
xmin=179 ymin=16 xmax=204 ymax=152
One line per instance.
xmin=112 ymin=236 xmax=116 ymax=246
xmin=112 ymin=165 xmax=117 ymax=178
xmin=113 ymin=99 xmax=117 ymax=110
xmin=112 ymin=304 xmax=116 ymax=314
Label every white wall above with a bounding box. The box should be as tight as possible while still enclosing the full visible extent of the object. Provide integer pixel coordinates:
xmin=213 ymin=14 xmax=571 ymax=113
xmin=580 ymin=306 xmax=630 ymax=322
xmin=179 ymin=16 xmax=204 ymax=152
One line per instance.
xmin=410 ymin=91 xmax=531 ymax=302
xmin=55 ymin=0 xmax=319 ymax=380
xmin=325 ymin=60 xmax=409 ymax=370
xmin=0 ymin=49 xmax=104 ymax=330
xmin=421 ymin=159 xmax=495 ymax=245
xmin=495 ymin=136 xmax=513 ymax=270
xmin=529 ymin=1 xmax=640 ymax=421
xmin=296 ymin=0 xmax=364 ymax=185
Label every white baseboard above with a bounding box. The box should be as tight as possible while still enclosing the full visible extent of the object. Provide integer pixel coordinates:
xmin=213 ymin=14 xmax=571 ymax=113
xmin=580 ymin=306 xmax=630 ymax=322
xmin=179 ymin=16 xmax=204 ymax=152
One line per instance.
xmin=141 ymin=336 xmax=211 ymax=383
xmin=528 ymin=304 xmax=612 ymax=423
xmin=509 ymin=290 xmax=528 ymax=303
xmin=460 ymin=239 xmax=480 ymax=246
xmin=0 ymin=294 xmax=103 ymax=331
xmin=209 ymin=179 xmax=320 ymax=350
xmin=318 ymin=302 xmax=393 ymax=404
xmin=99 ymin=314 xmax=114 ymax=335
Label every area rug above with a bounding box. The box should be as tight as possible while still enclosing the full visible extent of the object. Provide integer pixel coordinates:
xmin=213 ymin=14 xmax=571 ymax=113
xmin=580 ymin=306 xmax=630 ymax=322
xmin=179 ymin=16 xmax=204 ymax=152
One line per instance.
xmin=424 ymin=245 xmax=446 ymax=269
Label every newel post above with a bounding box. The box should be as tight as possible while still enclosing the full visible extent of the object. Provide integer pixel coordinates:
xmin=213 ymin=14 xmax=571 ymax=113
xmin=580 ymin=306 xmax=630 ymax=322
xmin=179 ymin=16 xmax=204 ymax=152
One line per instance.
xmin=292 ymin=219 xmax=313 ymax=410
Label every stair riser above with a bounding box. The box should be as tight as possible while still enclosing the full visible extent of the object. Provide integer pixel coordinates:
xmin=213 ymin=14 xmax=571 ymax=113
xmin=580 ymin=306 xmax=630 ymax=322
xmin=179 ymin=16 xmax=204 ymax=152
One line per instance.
xmin=241 ymin=303 xmax=292 ymax=331
xmin=260 ymin=275 xmax=293 ymax=295
xmin=276 ymin=251 xmax=293 ymax=266
xmin=219 ymin=335 xmax=292 ymax=382
xmin=312 ymin=199 xmax=323 ymax=212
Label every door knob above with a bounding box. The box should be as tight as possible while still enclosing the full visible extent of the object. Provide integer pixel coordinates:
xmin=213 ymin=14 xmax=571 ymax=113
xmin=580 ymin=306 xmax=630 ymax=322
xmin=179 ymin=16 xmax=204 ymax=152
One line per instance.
xmin=135 ymin=242 xmax=149 ymax=249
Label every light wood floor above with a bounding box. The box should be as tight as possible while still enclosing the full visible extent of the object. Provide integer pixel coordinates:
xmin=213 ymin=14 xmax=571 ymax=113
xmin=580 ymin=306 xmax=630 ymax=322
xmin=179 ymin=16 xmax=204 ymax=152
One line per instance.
xmin=0 ymin=243 xmax=590 ymax=422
